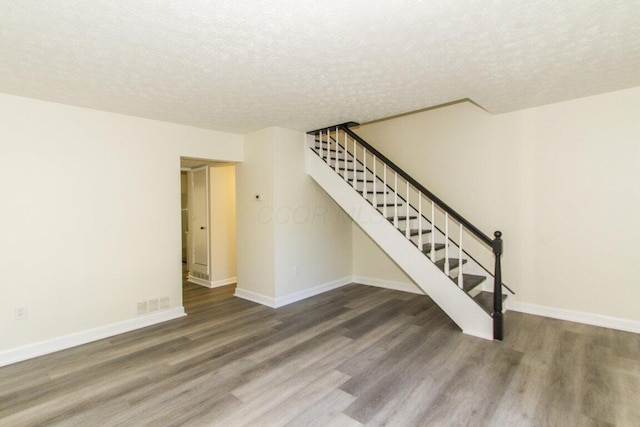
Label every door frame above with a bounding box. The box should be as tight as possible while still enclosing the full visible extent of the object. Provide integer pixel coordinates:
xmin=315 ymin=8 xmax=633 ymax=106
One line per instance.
xmin=187 ymin=166 xmax=211 ymax=286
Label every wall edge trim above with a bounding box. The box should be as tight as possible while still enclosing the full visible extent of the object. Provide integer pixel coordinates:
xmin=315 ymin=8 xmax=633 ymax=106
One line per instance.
xmin=274 ymin=276 xmax=353 ymax=308
xmin=189 ymin=276 xmax=237 ymax=289
xmin=511 ymin=301 xmax=640 ymax=334
xmin=234 ymin=276 xmax=353 ymax=309
xmin=0 ymin=307 xmax=186 ymax=367
xmin=233 ymin=288 xmax=277 ymax=308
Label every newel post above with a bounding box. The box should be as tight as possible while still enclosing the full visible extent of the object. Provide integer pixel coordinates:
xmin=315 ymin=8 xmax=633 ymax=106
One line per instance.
xmin=492 ymin=231 xmax=504 ymax=341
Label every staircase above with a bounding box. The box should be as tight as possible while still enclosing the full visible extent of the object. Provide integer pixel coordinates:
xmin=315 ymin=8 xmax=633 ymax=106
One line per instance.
xmin=305 ymin=123 xmax=513 ymax=340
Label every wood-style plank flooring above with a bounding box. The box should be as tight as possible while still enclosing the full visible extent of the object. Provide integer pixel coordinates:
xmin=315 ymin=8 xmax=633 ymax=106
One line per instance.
xmin=1 ymin=282 xmax=639 ymax=426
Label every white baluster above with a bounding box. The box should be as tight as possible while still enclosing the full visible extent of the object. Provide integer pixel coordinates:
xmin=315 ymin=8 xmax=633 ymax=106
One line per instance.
xmin=430 ymin=201 xmax=436 ymax=262
xmin=444 ymin=212 xmax=450 ymax=276
xmin=363 ymin=147 xmax=367 ymax=199
xmin=372 ymin=156 xmax=377 ymax=209
xmin=405 ymin=181 xmax=410 ymax=239
xmin=393 ymin=172 xmax=398 ymax=227
xmin=458 ymin=223 xmax=464 ymax=289
xmin=352 ymin=137 xmax=356 ymax=188
xmin=344 ymin=130 xmax=348 ymax=182
xmin=334 ymin=127 xmax=339 ymax=173
xmin=418 ymin=192 xmax=423 ymax=250
xmin=383 ymin=164 xmax=387 ymax=218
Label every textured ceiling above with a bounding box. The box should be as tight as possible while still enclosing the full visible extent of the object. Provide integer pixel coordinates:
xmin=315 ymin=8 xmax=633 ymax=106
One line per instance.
xmin=1 ymin=0 xmax=639 ymax=133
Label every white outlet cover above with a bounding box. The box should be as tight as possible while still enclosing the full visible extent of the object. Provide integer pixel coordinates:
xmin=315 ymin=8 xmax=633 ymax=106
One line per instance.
xmin=137 ymin=301 xmax=148 ymax=315
xmin=159 ymin=297 xmax=170 ymax=309
xmin=14 ymin=305 xmax=27 ymax=320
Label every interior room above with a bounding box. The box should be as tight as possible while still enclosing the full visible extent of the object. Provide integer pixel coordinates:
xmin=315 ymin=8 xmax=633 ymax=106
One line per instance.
xmin=1 ymin=1 xmax=639 ymax=425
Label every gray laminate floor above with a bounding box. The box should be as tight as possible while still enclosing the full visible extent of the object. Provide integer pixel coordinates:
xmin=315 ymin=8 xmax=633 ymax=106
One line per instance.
xmin=1 ymin=282 xmax=639 ymax=426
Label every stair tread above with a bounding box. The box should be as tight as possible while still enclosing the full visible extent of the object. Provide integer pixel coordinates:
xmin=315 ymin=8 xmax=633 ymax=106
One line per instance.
xmin=338 ymin=167 xmax=365 ymax=172
xmin=453 ymin=274 xmax=487 ymax=292
xmin=352 ymin=178 xmax=375 ymax=183
xmin=358 ymin=190 xmax=389 ymax=195
xmin=473 ymin=291 xmax=508 ymax=314
xmin=315 ymin=147 xmax=342 ymax=153
xmin=377 ymin=202 xmax=402 ymax=207
xmin=401 ymin=228 xmax=432 ymax=236
xmin=387 ymin=215 xmax=417 ymax=221
xmin=421 ymin=242 xmax=446 ymax=253
xmin=435 ymin=258 xmax=467 ymax=270
xmin=329 ymin=158 xmax=353 ymax=162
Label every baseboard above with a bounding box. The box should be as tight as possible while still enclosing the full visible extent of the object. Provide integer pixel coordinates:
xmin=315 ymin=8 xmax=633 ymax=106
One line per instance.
xmin=352 ymin=276 xmax=424 ymax=295
xmin=274 ymin=276 xmax=353 ymax=307
xmin=234 ymin=288 xmax=277 ymax=308
xmin=189 ymin=276 xmax=237 ymax=289
xmin=0 ymin=307 xmax=186 ymax=367
xmin=211 ymin=277 xmax=237 ymax=288
xmin=234 ymin=276 xmax=352 ymax=309
xmin=511 ymin=301 xmax=640 ymax=334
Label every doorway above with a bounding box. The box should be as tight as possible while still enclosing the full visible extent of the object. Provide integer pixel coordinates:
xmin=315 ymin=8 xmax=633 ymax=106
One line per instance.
xmin=180 ymin=158 xmax=237 ymax=294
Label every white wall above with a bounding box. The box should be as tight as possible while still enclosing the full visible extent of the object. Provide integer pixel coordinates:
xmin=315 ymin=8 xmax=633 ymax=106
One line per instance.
xmin=272 ymin=128 xmax=353 ymax=297
xmin=0 ymin=93 xmax=243 ymax=352
xmin=235 ymin=127 xmax=352 ymax=304
xmin=352 ymin=226 xmax=418 ymax=291
xmin=235 ymin=128 xmax=276 ymax=298
xmin=209 ymin=164 xmax=237 ymax=284
xmin=354 ymin=86 xmax=640 ymax=323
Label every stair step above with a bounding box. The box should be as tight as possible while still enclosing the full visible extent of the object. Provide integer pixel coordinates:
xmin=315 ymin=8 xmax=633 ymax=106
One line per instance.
xmin=421 ymin=242 xmax=446 ymax=253
xmin=435 ymin=258 xmax=467 ymax=271
xmin=315 ymin=147 xmax=342 ymax=153
xmin=329 ymin=157 xmax=353 ymax=162
xmin=338 ymin=167 xmax=365 ymax=172
xmin=376 ymin=202 xmax=402 ymax=207
xmin=352 ymin=178 xmax=375 ymax=183
xmin=473 ymin=291 xmax=508 ymax=314
xmin=401 ymin=228 xmax=432 ymax=237
xmin=453 ymin=274 xmax=487 ymax=292
xmin=387 ymin=215 xmax=418 ymax=221
xmin=357 ymin=190 xmax=389 ymax=195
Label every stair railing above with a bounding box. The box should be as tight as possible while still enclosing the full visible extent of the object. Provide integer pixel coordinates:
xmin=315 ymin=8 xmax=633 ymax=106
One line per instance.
xmin=309 ymin=123 xmax=507 ymax=340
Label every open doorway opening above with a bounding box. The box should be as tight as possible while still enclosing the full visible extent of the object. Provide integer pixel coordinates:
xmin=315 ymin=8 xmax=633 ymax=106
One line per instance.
xmin=180 ymin=170 xmax=189 ymax=280
xmin=180 ymin=158 xmax=237 ymax=313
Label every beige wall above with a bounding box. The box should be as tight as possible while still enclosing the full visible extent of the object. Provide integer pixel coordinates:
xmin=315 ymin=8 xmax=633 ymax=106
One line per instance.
xmin=0 ymin=93 xmax=243 ymax=352
xmin=272 ymin=128 xmax=352 ymax=297
xmin=354 ymin=86 xmax=640 ymax=322
xmin=352 ymin=226 xmax=416 ymax=288
xmin=235 ymin=127 xmax=352 ymax=302
xmin=235 ymin=128 xmax=277 ymax=297
xmin=209 ymin=164 xmax=237 ymax=284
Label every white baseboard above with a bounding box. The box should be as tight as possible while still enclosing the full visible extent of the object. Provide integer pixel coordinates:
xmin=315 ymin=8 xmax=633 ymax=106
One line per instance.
xmin=0 ymin=307 xmax=186 ymax=367
xmin=189 ymin=276 xmax=237 ymax=289
xmin=235 ymin=276 xmax=352 ymax=308
xmin=274 ymin=276 xmax=352 ymax=307
xmin=511 ymin=301 xmax=640 ymax=334
xmin=234 ymin=288 xmax=277 ymax=308
xmin=352 ymin=276 xmax=424 ymax=295
xmin=211 ymin=277 xmax=237 ymax=288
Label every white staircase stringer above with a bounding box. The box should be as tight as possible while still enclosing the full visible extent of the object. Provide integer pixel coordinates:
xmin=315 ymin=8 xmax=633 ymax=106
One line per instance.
xmin=306 ymin=149 xmax=493 ymax=339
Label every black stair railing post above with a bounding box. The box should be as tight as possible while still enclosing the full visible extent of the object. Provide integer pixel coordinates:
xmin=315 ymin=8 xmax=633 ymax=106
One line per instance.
xmin=492 ymin=231 xmax=503 ymax=340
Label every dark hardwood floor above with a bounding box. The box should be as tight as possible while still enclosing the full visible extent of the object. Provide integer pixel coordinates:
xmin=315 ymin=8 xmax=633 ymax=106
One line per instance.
xmin=1 ymin=282 xmax=639 ymax=426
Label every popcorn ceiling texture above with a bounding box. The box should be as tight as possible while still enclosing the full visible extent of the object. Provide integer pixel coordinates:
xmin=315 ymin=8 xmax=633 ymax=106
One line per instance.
xmin=1 ymin=0 xmax=639 ymax=133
